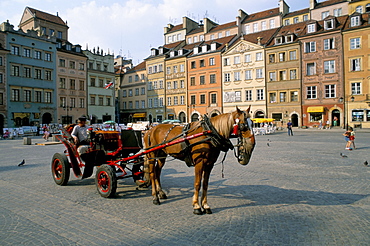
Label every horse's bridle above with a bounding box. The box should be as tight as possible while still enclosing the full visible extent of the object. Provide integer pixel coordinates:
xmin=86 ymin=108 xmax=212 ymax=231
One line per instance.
xmin=234 ymin=112 xmax=254 ymax=162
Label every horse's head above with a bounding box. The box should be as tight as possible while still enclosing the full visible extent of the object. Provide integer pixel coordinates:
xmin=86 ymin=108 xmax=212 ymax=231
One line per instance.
xmin=233 ymin=106 xmax=255 ymax=165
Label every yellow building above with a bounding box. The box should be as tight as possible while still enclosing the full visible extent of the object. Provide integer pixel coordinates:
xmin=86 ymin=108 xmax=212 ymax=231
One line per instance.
xmin=342 ymin=12 xmax=370 ymax=128
xmin=348 ymin=0 xmax=370 ymax=14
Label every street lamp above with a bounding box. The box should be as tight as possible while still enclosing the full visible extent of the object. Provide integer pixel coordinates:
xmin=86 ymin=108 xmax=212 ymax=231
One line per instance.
xmin=340 ymin=96 xmax=354 ymax=130
xmin=62 ymin=105 xmax=74 ymax=124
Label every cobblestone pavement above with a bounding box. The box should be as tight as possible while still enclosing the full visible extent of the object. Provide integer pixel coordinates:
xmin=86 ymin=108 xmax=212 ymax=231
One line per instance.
xmin=0 ymin=129 xmax=369 ymax=245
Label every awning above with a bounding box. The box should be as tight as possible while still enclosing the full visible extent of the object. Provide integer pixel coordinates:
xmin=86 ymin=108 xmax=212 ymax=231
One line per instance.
xmin=133 ymin=113 xmax=146 ymax=118
xmin=307 ymin=106 xmax=325 ymax=113
xmin=251 ymin=118 xmax=275 ymax=123
xmin=13 ymin=113 xmax=30 ymax=118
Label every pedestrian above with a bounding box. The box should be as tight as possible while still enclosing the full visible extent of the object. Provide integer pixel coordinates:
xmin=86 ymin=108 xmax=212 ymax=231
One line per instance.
xmin=3 ymin=130 xmax=9 ymax=139
xmin=318 ymin=120 xmax=323 ymax=129
xmin=287 ymin=120 xmax=293 ymax=136
xmin=333 ymin=116 xmax=338 ymax=127
xmin=343 ymin=128 xmax=352 ymax=150
xmin=326 ymin=120 xmax=330 ymax=129
xmin=43 ymin=128 xmax=50 ymax=141
xmin=349 ymin=127 xmax=356 ymax=150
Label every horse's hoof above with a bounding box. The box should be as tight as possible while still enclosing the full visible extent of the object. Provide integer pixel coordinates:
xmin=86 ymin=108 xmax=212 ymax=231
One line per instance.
xmin=204 ymin=208 xmax=212 ymax=214
xmin=159 ymin=193 xmax=167 ymax=199
xmin=193 ymin=208 xmax=203 ymax=215
xmin=153 ymin=200 xmax=161 ymax=205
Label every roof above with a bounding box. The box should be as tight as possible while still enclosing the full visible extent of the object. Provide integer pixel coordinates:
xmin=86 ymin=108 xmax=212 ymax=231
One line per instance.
xmin=314 ymin=0 xmax=348 ymax=9
xmin=209 ymin=21 xmax=237 ymax=33
xmin=163 ymin=40 xmax=184 ymax=49
xmin=300 ymin=15 xmax=349 ymax=37
xmin=187 ymin=34 xmax=237 ymax=57
xmin=27 ymin=7 xmax=67 ymax=26
xmin=283 ymin=8 xmax=310 ymax=18
xmin=343 ymin=13 xmax=370 ymax=32
xmin=266 ymin=22 xmax=307 ymax=47
xmin=242 ymin=27 xmax=280 ymax=46
xmin=125 ymin=61 xmax=146 ymax=74
xmin=242 ymin=8 xmax=279 ymax=24
xmin=166 ymin=24 xmax=183 ymax=34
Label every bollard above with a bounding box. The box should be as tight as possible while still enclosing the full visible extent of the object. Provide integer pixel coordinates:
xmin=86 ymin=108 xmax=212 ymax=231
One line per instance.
xmin=23 ymin=137 xmax=32 ymax=145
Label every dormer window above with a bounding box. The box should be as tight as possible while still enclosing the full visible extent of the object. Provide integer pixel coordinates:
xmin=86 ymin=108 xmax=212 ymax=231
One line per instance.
xmin=151 ymin=49 xmax=157 ymax=56
xmin=202 ymin=45 xmax=208 ymax=53
xmin=285 ymin=35 xmax=293 ymax=43
xmin=75 ymin=46 xmax=81 ymax=52
xmin=193 ymin=47 xmax=199 ymax=54
xmin=159 ymin=48 xmax=163 ymax=54
xmin=307 ymin=23 xmax=316 ymax=33
xmin=356 ymin=6 xmax=363 ymax=14
xmin=324 ymin=19 xmax=334 ymax=30
xmin=200 ymin=35 xmax=204 ymax=41
xmin=178 ymin=49 xmax=183 ymax=55
xmin=275 ymin=37 xmax=283 ymax=45
xmin=66 ymin=44 xmax=71 ymax=50
xmin=170 ymin=51 xmax=175 ymax=57
xmin=211 ymin=43 xmax=217 ymax=51
xmin=351 ymin=16 xmax=360 ymax=27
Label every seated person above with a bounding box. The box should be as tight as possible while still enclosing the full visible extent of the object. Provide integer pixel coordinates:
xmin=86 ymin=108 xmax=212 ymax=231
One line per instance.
xmin=71 ymin=117 xmax=90 ymax=155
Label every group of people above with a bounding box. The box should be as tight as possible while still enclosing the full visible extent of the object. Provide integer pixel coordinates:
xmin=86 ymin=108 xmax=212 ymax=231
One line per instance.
xmin=343 ymin=127 xmax=356 ymax=150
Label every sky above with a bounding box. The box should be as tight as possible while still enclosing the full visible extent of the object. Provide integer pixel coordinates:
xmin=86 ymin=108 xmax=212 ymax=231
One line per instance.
xmin=0 ymin=0 xmax=309 ymax=65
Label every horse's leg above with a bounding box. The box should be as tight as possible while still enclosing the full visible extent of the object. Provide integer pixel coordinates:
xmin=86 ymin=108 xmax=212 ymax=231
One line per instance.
xmin=201 ymin=163 xmax=214 ymax=214
xmin=192 ymin=162 xmax=204 ymax=215
xmin=147 ymin=153 xmax=160 ymax=205
xmin=155 ymin=156 xmax=167 ymax=199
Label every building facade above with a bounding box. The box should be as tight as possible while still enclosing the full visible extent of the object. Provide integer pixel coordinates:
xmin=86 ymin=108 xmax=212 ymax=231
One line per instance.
xmin=0 ymin=30 xmax=9 ymax=131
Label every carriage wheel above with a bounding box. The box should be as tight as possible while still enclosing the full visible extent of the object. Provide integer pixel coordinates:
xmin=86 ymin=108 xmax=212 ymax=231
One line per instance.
xmin=95 ymin=164 xmax=117 ymax=198
xmin=136 ymin=162 xmax=151 ymax=188
xmin=51 ymin=153 xmax=70 ymax=186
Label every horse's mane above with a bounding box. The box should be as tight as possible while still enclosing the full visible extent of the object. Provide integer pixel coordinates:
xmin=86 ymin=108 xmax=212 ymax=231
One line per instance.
xmin=210 ymin=112 xmax=236 ymax=138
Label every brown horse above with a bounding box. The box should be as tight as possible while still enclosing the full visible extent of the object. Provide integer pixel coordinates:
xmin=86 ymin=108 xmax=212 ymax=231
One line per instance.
xmin=143 ymin=107 xmax=255 ymax=215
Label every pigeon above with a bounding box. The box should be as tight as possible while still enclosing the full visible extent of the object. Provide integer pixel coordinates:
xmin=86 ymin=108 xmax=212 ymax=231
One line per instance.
xmin=18 ymin=159 xmax=25 ymax=166
xmin=267 ymin=143 xmax=270 ymax=147
xmin=340 ymin=153 xmax=347 ymax=158
xmin=364 ymin=160 xmax=368 ymax=166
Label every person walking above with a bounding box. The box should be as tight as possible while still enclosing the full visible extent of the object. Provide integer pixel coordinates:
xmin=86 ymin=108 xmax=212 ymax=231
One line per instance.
xmin=349 ymin=127 xmax=356 ymax=150
xmin=343 ymin=128 xmax=352 ymax=150
xmin=287 ymin=120 xmax=293 ymax=136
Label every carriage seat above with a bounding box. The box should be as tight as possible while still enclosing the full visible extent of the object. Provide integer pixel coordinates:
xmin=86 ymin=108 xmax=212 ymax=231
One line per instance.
xmin=94 ymin=131 xmax=121 ymax=152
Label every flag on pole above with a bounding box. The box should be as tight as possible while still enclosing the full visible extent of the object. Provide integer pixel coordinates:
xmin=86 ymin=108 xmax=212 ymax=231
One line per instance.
xmin=104 ymin=81 xmax=114 ymax=89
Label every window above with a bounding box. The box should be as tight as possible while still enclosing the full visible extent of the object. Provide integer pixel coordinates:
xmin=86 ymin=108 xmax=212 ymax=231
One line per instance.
xmin=24 ymin=90 xmax=31 ymax=102
xmin=289 ymin=50 xmax=297 ymax=60
xmin=211 ymin=93 xmax=217 ymax=104
xmin=270 ymin=19 xmax=275 ymax=28
xmin=209 ymin=57 xmax=215 ymax=66
xmin=128 ymin=76 xmax=133 ymax=83
xmin=45 ymin=53 xmax=52 ymax=61
xmin=324 ymin=19 xmax=334 ymax=30
xmin=90 ymin=96 xmax=95 ymax=105
xmin=190 ymin=95 xmax=196 ymax=105
xmin=269 ymin=54 xmax=275 ymax=63
xmin=200 ymin=94 xmax=206 ymax=104
xmin=280 ymin=92 xmax=286 ymax=102
xmin=234 ymin=56 xmax=240 ymax=64
xmin=24 ymin=48 xmax=31 ymax=57
xmin=135 ymin=75 xmax=139 ymax=82
xmin=180 ymin=64 xmax=184 ymax=72
xmin=180 ymin=96 xmax=184 ymax=105
xmin=324 ymin=38 xmax=335 ymax=50
xmin=279 ymin=70 xmax=287 ymax=81
xmin=334 ymin=8 xmax=342 ymax=17
xmin=256 ymin=89 xmax=264 ymax=100
xmin=99 ymin=97 xmax=104 ymax=106
xmin=141 ymin=87 xmax=145 ymax=95
xmin=24 ymin=67 xmax=31 ymax=78
xmin=99 ymin=79 xmax=104 ymax=87
xmin=45 ymin=70 xmax=52 ymax=80
xmin=350 ymin=58 xmax=361 ymax=71
xmin=224 ymin=73 xmax=231 ymax=82
xmin=135 ymin=88 xmax=139 ymax=96
xmin=245 ymin=70 xmax=252 ymax=80
xmin=235 ymin=91 xmax=241 ymax=102
xmin=261 ymin=21 xmax=266 ymax=30
xmin=256 ymin=52 xmax=263 ymax=61
xmin=256 ymin=69 xmax=263 ymax=79
xmin=225 ymin=30 xmax=230 ymax=36
xmin=0 ymin=57 xmax=2 ymax=66
xmin=310 ymin=113 xmax=322 ymax=122
xmin=180 ymin=80 xmax=185 ymax=88
xmin=269 ymin=92 xmax=276 ymax=103
xmin=307 ymin=63 xmax=316 ymax=75
xmin=59 ymin=59 xmax=66 ymax=67
xmin=173 ymin=81 xmax=178 ymax=89
xmin=303 ymin=15 xmax=308 ymax=21
xmin=12 ymin=89 xmax=20 ymax=101
xmin=160 ymin=80 xmax=164 ymax=89
xmin=321 ymin=11 xmax=329 ymax=19
xmin=356 ymin=6 xmax=363 ymax=14
xmin=286 ymin=35 xmax=293 ymax=43
xmin=253 ymin=23 xmax=258 ymax=32
xmin=166 ymin=67 xmax=171 ymax=74
xmin=284 ymin=19 xmax=290 ymax=25
xmin=234 ymin=72 xmax=241 ymax=81
xmin=325 ymin=84 xmax=336 ymax=98
xmin=167 ymin=82 xmax=171 ymax=89
xmin=167 ymin=97 xmax=172 ymax=106
xmin=190 ymin=77 xmax=195 ymax=86
xmin=35 ymin=91 xmax=42 ymax=102
xmin=245 ymin=90 xmax=252 ymax=101
xmin=224 ymin=58 xmax=230 ymax=66
xmin=191 ymin=61 xmax=196 ymax=69
xmin=12 ymin=65 xmax=20 ymax=76
xmin=218 ymin=32 xmax=223 ymax=38
xmin=57 ymin=31 xmax=62 ymax=39
xmin=173 ymin=66 xmax=178 ymax=73
xmin=307 ymin=86 xmax=317 ymax=99
xmin=279 ymin=52 xmax=285 ymax=62
xmin=293 ymin=17 xmax=299 ymax=24
xmin=59 ymin=78 xmax=66 ymax=89
xmin=91 ymin=78 xmax=96 ymax=87
xmin=45 ymin=92 xmax=52 ymax=103
xmin=209 ymin=74 xmax=216 ymax=84
xmin=290 ymin=69 xmax=297 ymax=80
xmin=351 ymin=82 xmax=361 ymax=95
xmin=324 ymin=60 xmax=335 ymax=74
xmin=141 ymin=100 xmax=145 ymax=108
xmin=200 ymin=76 xmax=205 ymax=85
xmin=275 ymin=37 xmax=283 ymax=44
xmin=79 ymin=80 xmax=84 ymax=90
xmin=0 ymin=74 xmax=2 ymax=83
xmin=128 ymin=89 xmax=133 ymax=97
xmin=174 ymin=96 xmax=178 ymax=105
xmin=11 ymin=46 xmax=20 ymax=55
xmin=70 ymin=79 xmax=76 ymax=90
xmin=200 ymin=59 xmax=205 ymax=67
xmin=350 ymin=38 xmax=361 ymax=49
xmin=305 ymin=42 xmax=316 ymax=53
xmin=34 ymin=51 xmax=42 ymax=59
xmin=79 ymin=63 xmax=84 ymax=70
xmin=291 ymin=91 xmax=298 ymax=102
xmin=245 ymin=54 xmax=251 ymax=63
xmin=80 ymin=98 xmax=85 ymax=108
xmin=307 ymin=24 xmax=316 ymax=33
xmin=269 ymin=72 xmax=276 ymax=81
xmin=35 ymin=69 xmax=42 ymax=79
xmin=367 ymin=4 xmax=370 ymax=13
xmin=351 ymin=16 xmax=360 ymax=27
xmin=148 ymin=99 xmax=152 ymax=108
xmin=49 ymin=29 xmax=55 ymax=36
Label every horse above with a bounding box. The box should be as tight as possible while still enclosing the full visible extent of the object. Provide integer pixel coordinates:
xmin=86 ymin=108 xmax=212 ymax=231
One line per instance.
xmin=143 ymin=106 xmax=255 ymax=215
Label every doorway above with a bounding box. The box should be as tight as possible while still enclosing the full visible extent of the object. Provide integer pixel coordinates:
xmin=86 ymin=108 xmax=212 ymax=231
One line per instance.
xmin=291 ymin=114 xmax=298 ymax=127
xmin=332 ymin=109 xmax=340 ymax=127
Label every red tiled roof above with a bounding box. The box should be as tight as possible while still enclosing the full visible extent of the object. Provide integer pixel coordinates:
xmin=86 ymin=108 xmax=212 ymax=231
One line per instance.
xmin=242 ymin=28 xmax=279 ymax=46
xmin=314 ymin=0 xmax=348 ymax=9
xmin=242 ymin=8 xmax=279 ymax=24
xmin=188 ymin=27 xmax=203 ymax=35
xmin=166 ymin=24 xmax=183 ymax=33
xmin=133 ymin=61 xmax=146 ymax=70
xmin=27 ymin=7 xmax=67 ymax=26
xmin=163 ymin=40 xmax=184 ymax=49
xmin=209 ymin=21 xmax=237 ymax=32
xmin=343 ymin=13 xmax=370 ymax=31
xmin=266 ymin=22 xmax=307 ymax=46
xmin=300 ymin=15 xmax=349 ymax=36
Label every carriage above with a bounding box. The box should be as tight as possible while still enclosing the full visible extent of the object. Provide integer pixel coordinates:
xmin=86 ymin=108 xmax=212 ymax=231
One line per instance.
xmin=51 ymin=107 xmax=256 ymax=214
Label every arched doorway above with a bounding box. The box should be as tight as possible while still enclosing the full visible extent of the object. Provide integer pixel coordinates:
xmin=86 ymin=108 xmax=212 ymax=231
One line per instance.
xmin=332 ymin=109 xmax=340 ymax=127
xmin=42 ymin=113 xmax=52 ymax=124
xmin=191 ymin=113 xmax=199 ymax=122
xmin=0 ymin=114 xmax=4 ymax=137
xmin=210 ymin=112 xmax=218 ymax=117
xmin=178 ymin=112 xmax=186 ymax=123
xmin=291 ymin=114 xmax=298 ymax=127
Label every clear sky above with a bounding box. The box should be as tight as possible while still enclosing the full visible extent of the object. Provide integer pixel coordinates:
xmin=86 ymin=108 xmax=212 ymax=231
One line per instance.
xmin=0 ymin=0 xmax=309 ymax=65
